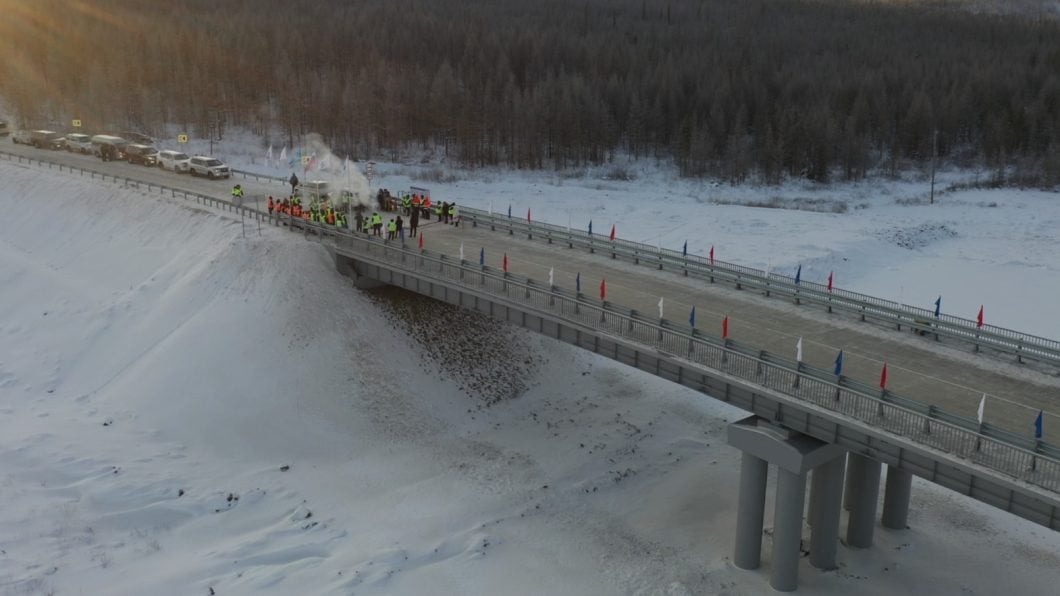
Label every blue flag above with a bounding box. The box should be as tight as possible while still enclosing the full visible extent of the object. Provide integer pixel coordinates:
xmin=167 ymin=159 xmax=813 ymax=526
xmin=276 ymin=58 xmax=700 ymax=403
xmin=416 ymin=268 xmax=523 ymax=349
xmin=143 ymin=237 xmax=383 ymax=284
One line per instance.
xmin=689 ymin=305 xmax=696 ymax=328
xmin=507 ymin=204 xmax=512 ymax=218
xmin=588 ymin=220 xmax=593 ymax=236
xmin=683 ymin=240 xmax=688 ymax=257
xmin=1035 ymin=410 xmax=1044 ymax=439
xmin=934 ymin=296 xmax=941 ymax=318
xmin=834 ymin=349 xmax=844 ymax=376
xmin=479 ymin=247 xmax=485 ymax=266
xmin=795 ymin=264 xmax=802 ymax=285
xmin=576 ymin=272 xmax=581 ymax=293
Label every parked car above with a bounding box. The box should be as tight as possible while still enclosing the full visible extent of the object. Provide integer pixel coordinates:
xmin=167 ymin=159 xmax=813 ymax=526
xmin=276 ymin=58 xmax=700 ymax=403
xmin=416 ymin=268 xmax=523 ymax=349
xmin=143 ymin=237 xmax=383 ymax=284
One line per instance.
xmin=119 ymin=131 xmax=154 ymax=145
xmin=11 ymin=129 xmax=32 ymax=144
xmin=29 ymin=130 xmax=66 ymax=150
xmin=188 ymin=155 xmax=230 ymax=179
xmin=64 ymin=133 xmax=94 ymax=153
xmin=157 ymin=150 xmax=191 ymax=173
xmin=124 ymin=144 xmax=159 ymax=166
xmin=90 ymin=134 xmax=128 ymax=161
xmin=0 ymin=120 xmax=9 ymax=136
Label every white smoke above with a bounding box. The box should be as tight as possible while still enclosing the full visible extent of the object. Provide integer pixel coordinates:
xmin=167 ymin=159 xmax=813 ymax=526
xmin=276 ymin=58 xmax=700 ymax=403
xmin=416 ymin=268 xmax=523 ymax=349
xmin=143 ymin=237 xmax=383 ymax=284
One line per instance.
xmin=302 ymin=132 xmax=372 ymax=207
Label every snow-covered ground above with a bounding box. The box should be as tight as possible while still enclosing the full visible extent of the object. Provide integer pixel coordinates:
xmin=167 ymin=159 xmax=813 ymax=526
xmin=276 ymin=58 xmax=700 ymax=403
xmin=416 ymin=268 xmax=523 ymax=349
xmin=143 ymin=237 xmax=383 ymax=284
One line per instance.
xmin=2 ymin=142 xmax=1060 ymax=595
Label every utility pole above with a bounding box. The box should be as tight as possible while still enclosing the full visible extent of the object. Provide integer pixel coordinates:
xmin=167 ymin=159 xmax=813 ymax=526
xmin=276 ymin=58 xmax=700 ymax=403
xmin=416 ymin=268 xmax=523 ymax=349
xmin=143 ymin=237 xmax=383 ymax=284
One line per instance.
xmin=930 ymin=129 xmax=938 ymax=204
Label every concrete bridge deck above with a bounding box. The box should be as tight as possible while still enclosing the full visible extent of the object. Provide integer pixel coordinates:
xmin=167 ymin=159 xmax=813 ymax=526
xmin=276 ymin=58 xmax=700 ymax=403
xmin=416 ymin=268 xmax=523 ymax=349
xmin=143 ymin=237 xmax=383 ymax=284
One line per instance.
xmin=413 ymin=218 xmax=1059 ymax=440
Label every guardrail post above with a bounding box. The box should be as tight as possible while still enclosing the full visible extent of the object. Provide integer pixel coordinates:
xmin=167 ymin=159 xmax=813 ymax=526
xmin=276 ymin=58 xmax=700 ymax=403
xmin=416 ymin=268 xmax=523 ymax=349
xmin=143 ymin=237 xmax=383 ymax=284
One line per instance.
xmin=923 ymin=406 xmax=935 ymax=434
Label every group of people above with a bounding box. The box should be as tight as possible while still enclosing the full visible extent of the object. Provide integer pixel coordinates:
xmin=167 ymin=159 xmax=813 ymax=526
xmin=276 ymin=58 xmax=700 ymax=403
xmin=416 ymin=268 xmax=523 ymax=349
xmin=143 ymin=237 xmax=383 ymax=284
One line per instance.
xmin=260 ymin=179 xmax=461 ymax=240
xmin=266 ymin=193 xmax=349 ymax=228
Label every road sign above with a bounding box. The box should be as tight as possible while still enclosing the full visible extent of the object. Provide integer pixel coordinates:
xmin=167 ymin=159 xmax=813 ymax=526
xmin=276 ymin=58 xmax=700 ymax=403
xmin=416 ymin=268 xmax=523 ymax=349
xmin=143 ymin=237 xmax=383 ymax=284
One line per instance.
xmin=177 ymin=134 xmax=188 ymax=143
xmin=301 ymin=155 xmax=311 ymax=165
xmin=72 ymin=119 xmax=82 ymax=128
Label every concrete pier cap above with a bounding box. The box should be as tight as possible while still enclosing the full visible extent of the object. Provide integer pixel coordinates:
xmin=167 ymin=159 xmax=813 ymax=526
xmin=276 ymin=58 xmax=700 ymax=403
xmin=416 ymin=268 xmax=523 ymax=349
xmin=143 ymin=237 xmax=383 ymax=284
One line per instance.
xmin=727 ymin=416 xmax=847 ymax=474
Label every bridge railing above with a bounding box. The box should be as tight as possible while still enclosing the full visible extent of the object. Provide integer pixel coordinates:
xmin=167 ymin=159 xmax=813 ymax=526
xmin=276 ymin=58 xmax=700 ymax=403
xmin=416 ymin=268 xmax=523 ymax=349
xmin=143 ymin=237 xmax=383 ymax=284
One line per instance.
xmin=4 ymin=149 xmax=1059 ymax=493
xmin=327 ymin=230 xmax=1060 ymax=493
xmin=460 ymin=207 xmax=1060 ymax=368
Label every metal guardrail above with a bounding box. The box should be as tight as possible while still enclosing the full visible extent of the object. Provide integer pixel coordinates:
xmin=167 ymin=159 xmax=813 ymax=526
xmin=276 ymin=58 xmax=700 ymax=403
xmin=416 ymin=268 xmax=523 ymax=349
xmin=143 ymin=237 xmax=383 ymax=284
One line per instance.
xmin=6 ymin=150 xmax=1060 ymax=494
xmin=327 ymin=229 xmax=1060 ymax=494
xmin=459 ymin=208 xmax=1060 ymax=369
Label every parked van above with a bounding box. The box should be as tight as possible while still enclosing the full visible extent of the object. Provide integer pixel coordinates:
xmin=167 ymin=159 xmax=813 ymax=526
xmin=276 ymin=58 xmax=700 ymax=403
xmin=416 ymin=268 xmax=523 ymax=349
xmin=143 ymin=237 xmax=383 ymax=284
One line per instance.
xmin=64 ymin=133 xmax=93 ymax=153
xmin=90 ymin=134 xmax=127 ymax=161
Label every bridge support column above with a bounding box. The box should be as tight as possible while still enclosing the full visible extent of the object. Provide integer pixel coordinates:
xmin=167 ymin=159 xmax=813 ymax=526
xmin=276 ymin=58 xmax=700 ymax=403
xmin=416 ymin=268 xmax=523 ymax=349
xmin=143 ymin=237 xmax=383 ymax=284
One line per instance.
xmin=845 ymin=453 xmax=881 ymax=548
xmin=809 ymin=454 xmax=845 ymax=570
xmin=727 ymin=416 xmax=846 ymax=591
xmin=881 ymin=465 xmax=913 ymax=530
xmin=733 ymin=453 xmax=768 ymax=570
xmin=771 ymin=468 xmax=806 ymax=591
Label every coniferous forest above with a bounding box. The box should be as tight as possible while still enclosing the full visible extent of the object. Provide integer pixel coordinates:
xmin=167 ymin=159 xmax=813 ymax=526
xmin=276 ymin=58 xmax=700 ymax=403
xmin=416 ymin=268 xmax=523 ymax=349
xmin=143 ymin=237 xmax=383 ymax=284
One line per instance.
xmin=1 ymin=0 xmax=1059 ymax=185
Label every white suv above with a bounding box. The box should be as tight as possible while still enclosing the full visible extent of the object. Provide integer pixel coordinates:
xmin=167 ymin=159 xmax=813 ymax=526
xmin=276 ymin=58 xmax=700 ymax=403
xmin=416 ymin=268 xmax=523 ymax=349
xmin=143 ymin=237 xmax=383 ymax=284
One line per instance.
xmin=64 ymin=133 xmax=93 ymax=153
xmin=157 ymin=150 xmax=191 ymax=173
xmin=188 ymin=155 xmax=230 ymax=179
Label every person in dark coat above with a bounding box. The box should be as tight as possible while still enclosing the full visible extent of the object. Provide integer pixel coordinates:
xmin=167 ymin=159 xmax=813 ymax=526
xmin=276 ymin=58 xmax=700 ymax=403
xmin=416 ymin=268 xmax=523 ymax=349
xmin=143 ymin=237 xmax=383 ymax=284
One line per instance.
xmin=289 ymin=173 xmax=299 ymax=194
xmin=409 ymin=205 xmax=419 ymax=237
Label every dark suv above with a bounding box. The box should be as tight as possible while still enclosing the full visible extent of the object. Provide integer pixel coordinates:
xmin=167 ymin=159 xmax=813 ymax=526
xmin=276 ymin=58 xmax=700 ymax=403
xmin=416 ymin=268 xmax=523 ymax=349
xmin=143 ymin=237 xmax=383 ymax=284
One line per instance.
xmin=120 ymin=131 xmax=154 ymax=145
xmin=124 ymin=144 xmax=159 ymax=166
xmin=30 ymin=130 xmax=66 ymax=150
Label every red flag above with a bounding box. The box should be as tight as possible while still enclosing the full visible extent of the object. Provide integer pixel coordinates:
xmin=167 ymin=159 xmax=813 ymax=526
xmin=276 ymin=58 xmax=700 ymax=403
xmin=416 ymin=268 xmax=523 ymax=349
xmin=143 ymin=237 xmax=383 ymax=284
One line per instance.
xmin=527 ymin=208 xmax=531 ymax=223
xmin=977 ymin=305 xmax=984 ymax=328
xmin=709 ymin=245 xmax=715 ymax=264
xmin=827 ymin=271 xmax=834 ymax=292
xmin=600 ymin=278 xmax=607 ymax=300
xmin=722 ymin=316 xmax=729 ymax=339
xmin=609 ymin=224 xmax=616 ymax=241
xmin=880 ymin=362 xmax=888 ymax=390
xmin=418 ymin=233 xmax=424 ymax=250
xmin=503 ymin=253 xmax=508 ymax=273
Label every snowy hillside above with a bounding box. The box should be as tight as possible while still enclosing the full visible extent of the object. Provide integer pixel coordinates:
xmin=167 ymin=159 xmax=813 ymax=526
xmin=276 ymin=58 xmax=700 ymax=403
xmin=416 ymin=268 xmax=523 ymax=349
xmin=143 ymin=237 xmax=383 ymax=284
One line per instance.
xmin=1 ymin=158 xmax=1060 ymax=595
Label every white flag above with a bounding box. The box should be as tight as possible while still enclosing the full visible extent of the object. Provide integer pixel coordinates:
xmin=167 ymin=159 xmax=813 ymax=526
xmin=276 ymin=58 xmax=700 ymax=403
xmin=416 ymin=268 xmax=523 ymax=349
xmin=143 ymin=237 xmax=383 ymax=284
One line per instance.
xmin=267 ymin=145 xmax=273 ymax=160
xmin=548 ymin=267 xmax=554 ymax=287
xmin=488 ymin=201 xmax=493 ymax=215
xmin=460 ymin=242 xmax=465 ymax=261
xmin=658 ymin=297 xmax=664 ymax=319
xmin=279 ymin=146 xmax=287 ymax=161
xmin=796 ymin=337 xmax=803 ymax=362
xmin=977 ymin=395 xmax=986 ymax=425
xmin=320 ymin=156 xmax=329 ymax=171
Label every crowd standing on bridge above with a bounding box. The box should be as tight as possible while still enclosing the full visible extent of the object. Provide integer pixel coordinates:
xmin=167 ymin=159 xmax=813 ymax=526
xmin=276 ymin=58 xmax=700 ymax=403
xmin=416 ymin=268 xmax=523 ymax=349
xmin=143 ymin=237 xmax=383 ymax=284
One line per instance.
xmin=258 ymin=182 xmax=460 ymax=239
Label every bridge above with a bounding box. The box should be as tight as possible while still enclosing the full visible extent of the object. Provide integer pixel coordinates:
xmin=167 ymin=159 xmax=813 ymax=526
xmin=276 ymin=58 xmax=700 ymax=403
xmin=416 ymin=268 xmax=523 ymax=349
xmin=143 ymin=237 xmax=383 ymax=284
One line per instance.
xmin=4 ymin=147 xmax=1060 ymax=591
